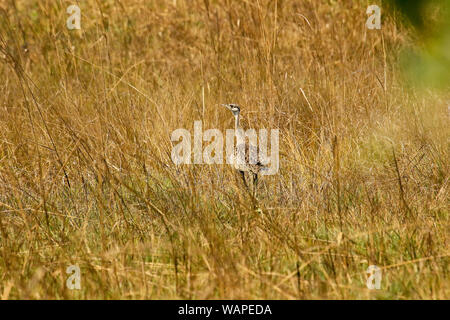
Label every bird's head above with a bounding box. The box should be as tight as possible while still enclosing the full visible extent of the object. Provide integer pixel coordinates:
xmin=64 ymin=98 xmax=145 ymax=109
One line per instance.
xmin=222 ymin=103 xmax=240 ymax=116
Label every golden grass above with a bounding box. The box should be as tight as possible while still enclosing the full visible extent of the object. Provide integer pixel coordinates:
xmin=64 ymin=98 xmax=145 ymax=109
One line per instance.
xmin=0 ymin=0 xmax=448 ymax=299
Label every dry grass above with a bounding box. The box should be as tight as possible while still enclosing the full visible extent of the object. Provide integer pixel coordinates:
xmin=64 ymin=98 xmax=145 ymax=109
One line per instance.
xmin=0 ymin=0 xmax=448 ymax=299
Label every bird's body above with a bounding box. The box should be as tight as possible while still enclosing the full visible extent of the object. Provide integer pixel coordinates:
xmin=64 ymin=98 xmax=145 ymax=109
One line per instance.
xmin=222 ymin=104 xmax=266 ymax=198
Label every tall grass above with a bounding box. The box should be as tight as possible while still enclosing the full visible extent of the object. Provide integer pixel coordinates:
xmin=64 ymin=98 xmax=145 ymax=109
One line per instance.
xmin=0 ymin=0 xmax=448 ymax=299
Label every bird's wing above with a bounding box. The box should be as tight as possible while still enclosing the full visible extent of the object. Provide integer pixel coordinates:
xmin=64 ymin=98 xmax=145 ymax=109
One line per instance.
xmin=247 ymin=143 xmax=260 ymax=165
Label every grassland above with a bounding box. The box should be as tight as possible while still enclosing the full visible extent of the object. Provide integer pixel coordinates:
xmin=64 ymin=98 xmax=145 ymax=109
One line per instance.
xmin=0 ymin=0 xmax=448 ymax=299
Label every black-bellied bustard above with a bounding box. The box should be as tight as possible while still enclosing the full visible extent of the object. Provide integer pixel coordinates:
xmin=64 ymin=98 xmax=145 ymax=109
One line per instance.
xmin=222 ymin=103 xmax=266 ymax=199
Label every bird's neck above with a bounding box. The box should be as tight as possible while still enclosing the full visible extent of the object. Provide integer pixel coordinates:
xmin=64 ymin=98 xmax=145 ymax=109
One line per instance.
xmin=234 ymin=113 xmax=240 ymax=130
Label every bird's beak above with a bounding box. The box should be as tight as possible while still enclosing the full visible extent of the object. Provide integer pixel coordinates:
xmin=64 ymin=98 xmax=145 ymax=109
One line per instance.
xmin=221 ymin=104 xmax=232 ymax=110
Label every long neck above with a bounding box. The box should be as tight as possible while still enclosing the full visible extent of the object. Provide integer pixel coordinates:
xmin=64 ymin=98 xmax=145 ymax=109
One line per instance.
xmin=234 ymin=113 xmax=240 ymax=130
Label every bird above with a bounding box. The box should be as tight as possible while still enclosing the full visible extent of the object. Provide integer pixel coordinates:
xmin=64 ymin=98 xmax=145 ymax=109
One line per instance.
xmin=221 ymin=103 xmax=266 ymax=199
